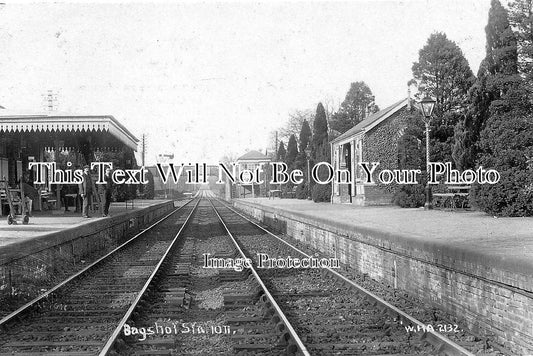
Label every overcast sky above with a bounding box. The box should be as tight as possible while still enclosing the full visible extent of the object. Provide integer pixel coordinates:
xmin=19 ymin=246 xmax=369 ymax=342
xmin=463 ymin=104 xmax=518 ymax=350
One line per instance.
xmin=0 ymin=1 xmax=492 ymax=164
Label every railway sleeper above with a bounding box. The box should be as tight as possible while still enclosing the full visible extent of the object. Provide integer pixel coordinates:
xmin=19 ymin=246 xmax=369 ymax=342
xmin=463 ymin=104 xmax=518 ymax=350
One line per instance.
xmin=272 ymin=291 xmax=333 ymax=297
xmin=307 ymin=340 xmax=407 ymax=351
xmin=227 ymin=316 xmax=267 ymax=324
xmin=132 ymin=350 xmax=172 ymax=356
xmin=144 ymin=306 xmax=186 ymax=314
xmin=2 ymin=329 xmax=110 ymax=338
xmin=300 ymin=329 xmax=392 ymax=341
xmin=27 ymin=316 xmax=118 ymax=322
xmin=225 ymin=309 xmax=263 ymax=318
xmin=224 ymin=302 xmax=259 ymax=309
xmin=131 ymin=337 xmax=177 ymax=347
xmin=3 ymin=340 xmax=103 ymax=348
xmin=223 ymin=293 xmax=259 ymax=303
xmin=233 ymin=343 xmax=283 ymax=351
xmin=231 ymin=333 xmax=279 ymax=340
xmin=13 ymin=322 xmax=111 ymax=329
xmin=38 ymin=310 xmax=125 ymax=317
xmin=0 ymin=352 xmax=96 ymax=356
xmin=219 ymin=270 xmax=250 ymax=281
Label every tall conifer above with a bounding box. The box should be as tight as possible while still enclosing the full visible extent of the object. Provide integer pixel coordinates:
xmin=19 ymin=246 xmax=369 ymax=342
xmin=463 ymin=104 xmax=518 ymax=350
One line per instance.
xmin=471 ymin=0 xmax=533 ymax=216
xmin=310 ymin=103 xmax=331 ymax=202
xmin=412 ymin=32 xmax=475 ymax=163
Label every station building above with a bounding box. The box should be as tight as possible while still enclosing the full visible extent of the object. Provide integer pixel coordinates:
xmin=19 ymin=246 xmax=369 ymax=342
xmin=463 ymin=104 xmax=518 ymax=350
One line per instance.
xmin=233 ymin=150 xmax=271 ymax=198
xmin=330 ymin=98 xmax=418 ymax=205
xmin=0 ymin=108 xmax=138 ymax=211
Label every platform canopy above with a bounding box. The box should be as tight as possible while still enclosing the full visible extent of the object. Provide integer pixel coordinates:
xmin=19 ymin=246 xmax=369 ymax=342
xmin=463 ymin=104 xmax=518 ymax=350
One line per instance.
xmin=0 ymin=111 xmax=138 ymax=150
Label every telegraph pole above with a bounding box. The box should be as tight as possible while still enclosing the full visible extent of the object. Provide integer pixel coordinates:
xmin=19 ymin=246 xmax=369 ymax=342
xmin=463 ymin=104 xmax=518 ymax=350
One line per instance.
xmin=141 ymin=134 xmax=147 ymax=166
xmin=41 ymin=90 xmax=59 ymax=112
xmin=275 ymin=131 xmax=278 ymax=159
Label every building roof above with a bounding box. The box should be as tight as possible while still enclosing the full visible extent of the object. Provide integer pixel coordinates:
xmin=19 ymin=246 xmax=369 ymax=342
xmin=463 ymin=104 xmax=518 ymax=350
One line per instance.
xmin=236 ymin=150 xmax=271 ymax=162
xmin=331 ymin=98 xmax=408 ymax=144
xmin=0 ymin=109 xmax=139 ymax=150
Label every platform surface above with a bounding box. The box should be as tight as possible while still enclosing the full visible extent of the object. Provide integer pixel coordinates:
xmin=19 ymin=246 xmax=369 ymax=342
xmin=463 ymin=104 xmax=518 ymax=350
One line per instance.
xmin=234 ymin=198 xmax=533 ymax=273
xmin=0 ymin=199 xmax=175 ymax=247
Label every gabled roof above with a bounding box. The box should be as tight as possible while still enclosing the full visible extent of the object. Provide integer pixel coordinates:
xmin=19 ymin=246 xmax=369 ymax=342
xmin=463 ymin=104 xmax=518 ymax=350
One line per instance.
xmin=237 ymin=150 xmax=270 ymax=161
xmin=331 ymin=98 xmax=408 ymax=144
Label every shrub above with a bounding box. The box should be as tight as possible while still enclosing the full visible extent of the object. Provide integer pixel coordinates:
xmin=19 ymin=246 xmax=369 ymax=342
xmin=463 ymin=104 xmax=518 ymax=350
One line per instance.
xmin=295 ymin=183 xmax=308 ymax=199
xmin=393 ymin=184 xmax=425 ymax=208
xmin=144 ymin=169 xmax=155 ymax=199
xmin=393 ymin=120 xmax=425 ymax=208
xmin=471 ymin=112 xmax=533 ymax=216
xmin=470 ymin=169 xmax=533 ymax=216
xmin=312 ymin=184 xmax=331 ymax=202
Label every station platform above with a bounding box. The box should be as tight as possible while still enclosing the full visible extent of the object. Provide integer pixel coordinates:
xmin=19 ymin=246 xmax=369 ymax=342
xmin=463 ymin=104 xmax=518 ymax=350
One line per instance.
xmin=234 ymin=198 xmax=533 ymax=275
xmin=0 ymin=200 xmax=164 ymax=240
xmin=232 ymin=198 xmax=533 ymax=354
xmin=0 ymin=199 xmax=178 ymax=265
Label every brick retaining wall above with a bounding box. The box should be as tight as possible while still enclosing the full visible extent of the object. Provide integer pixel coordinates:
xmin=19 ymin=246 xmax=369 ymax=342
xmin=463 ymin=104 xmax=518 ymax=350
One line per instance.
xmin=233 ymin=200 xmax=533 ymax=355
xmin=0 ymin=201 xmax=174 ymax=301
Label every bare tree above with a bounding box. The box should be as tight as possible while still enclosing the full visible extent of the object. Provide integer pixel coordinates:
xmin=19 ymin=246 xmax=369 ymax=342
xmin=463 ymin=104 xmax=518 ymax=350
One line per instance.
xmin=219 ymin=152 xmax=239 ymax=164
xmin=321 ymin=95 xmax=340 ymax=122
xmin=279 ymin=109 xmax=314 ymax=143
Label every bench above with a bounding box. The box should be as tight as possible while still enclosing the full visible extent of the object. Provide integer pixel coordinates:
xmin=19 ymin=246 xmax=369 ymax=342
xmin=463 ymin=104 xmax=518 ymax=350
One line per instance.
xmin=39 ymin=190 xmax=58 ymax=210
xmin=433 ymin=185 xmax=470 ymax=210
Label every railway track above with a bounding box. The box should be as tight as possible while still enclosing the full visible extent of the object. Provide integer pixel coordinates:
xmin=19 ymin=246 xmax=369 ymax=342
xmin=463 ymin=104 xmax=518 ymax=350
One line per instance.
xmin=208 ymin=194 xmax=504 ymax=356
xmin=0 ymin=190 xmax=509 ymax=355
xmin=116 ymin=195 xmax=293 ymax=355
xmin=0 ymin=197 xmax=199 ymax=355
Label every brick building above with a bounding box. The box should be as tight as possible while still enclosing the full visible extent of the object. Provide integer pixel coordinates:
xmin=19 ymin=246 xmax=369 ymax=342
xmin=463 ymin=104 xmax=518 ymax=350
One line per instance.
xmin=330 ymin=98 xmax=418 ymax=205
xmin=233 ymin=150 xmax=271 ymax=198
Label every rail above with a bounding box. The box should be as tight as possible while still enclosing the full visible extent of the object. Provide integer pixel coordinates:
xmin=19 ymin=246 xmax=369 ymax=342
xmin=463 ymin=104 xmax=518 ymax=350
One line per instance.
xmin=99 ymin=197 xmax=201 ymax=355
xmin=214 ymin=196 xmax=475 ymax=356
xmin=0 ymin=197 xmax=196 ymax=330
xmin=208 ymin=196 xmax=311 ymax=356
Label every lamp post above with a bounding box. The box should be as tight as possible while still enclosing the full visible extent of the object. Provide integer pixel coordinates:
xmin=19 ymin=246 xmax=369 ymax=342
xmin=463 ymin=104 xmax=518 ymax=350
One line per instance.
xmin=304 ymin=146 xmax=312 ymax=200
xmin=419 ymin=94 xmax=436 ymax=210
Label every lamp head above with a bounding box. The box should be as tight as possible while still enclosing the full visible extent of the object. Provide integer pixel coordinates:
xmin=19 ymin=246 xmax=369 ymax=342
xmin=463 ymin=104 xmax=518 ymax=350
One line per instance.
xmin=420 ymin=95 xmax=436 ymax=118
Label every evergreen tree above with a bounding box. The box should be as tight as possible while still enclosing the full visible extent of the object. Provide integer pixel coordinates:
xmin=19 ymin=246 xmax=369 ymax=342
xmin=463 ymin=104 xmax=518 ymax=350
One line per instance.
xmin=311 ymin=103 xmax=331 ymax=202
xmin=453 ymin=0 xmax=522 ymax=169
xmin=312 ymin=103 xmax=328 ymax=150
xmin=470 ymin=0 xmax=533 ymax=216
xmin=330 ymin=111 xmax=351 ymax=135
xmin=295 ymin=119 xmax=312 ymax=182
xmin=299 ymin=119 xmax=312 ymax=152
xmin=277 ymin=141 xmax=286 ymax=161
xmin=145 ymin=169 xmax=155 ymax=199
xmin=393 ymin=116 xmax=426 ymax=208
xmin=471 ymin=111 xmax=533 ymax=216
xmin=330 ymin=82 xmax=377 ymax=134
xmin=453 ymin=61 xmax=492 ymax=170
xmin=412 ymin=32 xmax=476 ymax=163
xmin=285 ymin=135 xmax=298 ymax=168
xmin=413 ymin=32 xmax=475 ymax=114
xmin=485 ymin=0 xmax=521 ymax=113
xmin=508 ymin=0 xmax=533 ymax=99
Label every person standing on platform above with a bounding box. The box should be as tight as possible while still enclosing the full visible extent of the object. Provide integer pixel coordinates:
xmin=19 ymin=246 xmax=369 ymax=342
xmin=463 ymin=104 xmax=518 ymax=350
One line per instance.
xmin=59 ymin=184 xmax=69 ymax=212
xmin=79 ymin=165 xmax=93 ymax=218
xmin=101 ymin=166 xmax=113 ymax=217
